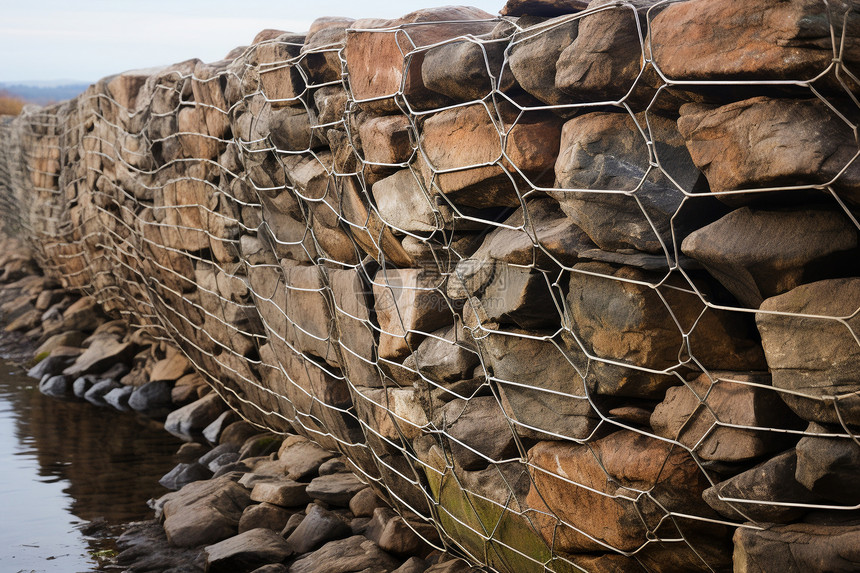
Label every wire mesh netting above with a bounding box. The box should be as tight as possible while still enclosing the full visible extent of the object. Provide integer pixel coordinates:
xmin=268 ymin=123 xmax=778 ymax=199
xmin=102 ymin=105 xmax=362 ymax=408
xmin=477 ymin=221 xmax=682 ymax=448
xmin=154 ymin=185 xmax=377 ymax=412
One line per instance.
xmin=1 ymin=1 xmax=860 ymax=571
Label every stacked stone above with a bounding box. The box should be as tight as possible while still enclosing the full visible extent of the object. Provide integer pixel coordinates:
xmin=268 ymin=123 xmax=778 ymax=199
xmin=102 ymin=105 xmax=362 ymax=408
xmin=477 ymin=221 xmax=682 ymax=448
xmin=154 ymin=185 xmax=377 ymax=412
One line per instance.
xmin=1 ymin=0 xmax=859 ymax=571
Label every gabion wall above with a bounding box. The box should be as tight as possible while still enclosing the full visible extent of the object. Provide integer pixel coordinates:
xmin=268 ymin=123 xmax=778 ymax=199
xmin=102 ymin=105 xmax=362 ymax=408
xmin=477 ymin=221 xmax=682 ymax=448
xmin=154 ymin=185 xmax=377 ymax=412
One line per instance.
xmin=2 ymin=1 xmax=859 ymax=571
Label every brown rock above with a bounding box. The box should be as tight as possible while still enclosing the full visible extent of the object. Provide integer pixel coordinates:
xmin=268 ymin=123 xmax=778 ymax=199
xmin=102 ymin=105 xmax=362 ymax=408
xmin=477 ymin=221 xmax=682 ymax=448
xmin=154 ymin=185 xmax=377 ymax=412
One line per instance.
xmin=677 ymin=97 xmax=860 ymax=205
xmin=795 ymin=422 xmax=860 ymax=504
xmin=353 ymin=386 xmax=428 ymax=443
xmin=62 ymin=337 xmax=138 ymax=377
xmin=756 ymin=278 xmax=860 ymax=425
xmin=256 ymin=33 xmax=306 ymax=107
xmin=526 ymin=430 xmax=719 ymax=553
xmin=305 ymin=473 xmax=366 ymax=507
xmin=703 ymin=450 xmax=822 ymax=523
xmin=733 ymin=522 xmax=860 ymax=573
xmin=149 ymin=348 xmax=192 ymax=382
xmin=285 ymin=504 xmax=351 ymax=553
xmin=238 ymin=503 xmax=294 ymax=534
xmin=288 ymin=535 xmax=400 ymax=573
xmin=437 ymin=396 xmax=517 ymax=470
xmin=501 ymin=0 xmax=589 ymax=16
xmin=651 ymin=371 xmax=801 ymax=462
xmin=650 ymin=0 xmax=860 ymax=81
xmin=165 ymin=392 xmax=225 ymax=439
xmin=251 ymin=479 xmax=310 ymax=508
xmin=682 ymin=206 xmax=859 ymax=308
xmin=358 ymin=114 xmax=413 ymax=168
xmin=507 ymin=14 xmax=580 ymax=106
xmin=328 ymin=268 xmax=382 ymax=387
xmin=419 ymin=104 xmax=562 ymax=208
xmin=349 ymin=487 xmax=388 ymax=517
xmin=344 ymin=7 xmax=496 ymax=111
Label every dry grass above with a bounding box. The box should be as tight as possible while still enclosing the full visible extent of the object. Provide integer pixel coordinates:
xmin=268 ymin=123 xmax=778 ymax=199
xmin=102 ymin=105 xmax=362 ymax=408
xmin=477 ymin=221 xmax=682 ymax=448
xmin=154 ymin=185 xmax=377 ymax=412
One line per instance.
xmin=0 ymin=91 xmax=25 ymax=116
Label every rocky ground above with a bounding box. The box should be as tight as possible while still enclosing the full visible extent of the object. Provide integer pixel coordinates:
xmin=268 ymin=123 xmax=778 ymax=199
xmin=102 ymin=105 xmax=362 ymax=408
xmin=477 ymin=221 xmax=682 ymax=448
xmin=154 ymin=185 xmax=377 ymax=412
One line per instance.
xmin=0 ymin=235 xmax=482 ymax=573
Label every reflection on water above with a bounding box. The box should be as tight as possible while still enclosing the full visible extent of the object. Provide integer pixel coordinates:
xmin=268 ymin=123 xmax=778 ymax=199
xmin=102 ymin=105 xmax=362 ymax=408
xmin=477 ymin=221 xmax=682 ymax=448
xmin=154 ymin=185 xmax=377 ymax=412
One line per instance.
xmin=0 ymin=359 xmax=183 ymax=572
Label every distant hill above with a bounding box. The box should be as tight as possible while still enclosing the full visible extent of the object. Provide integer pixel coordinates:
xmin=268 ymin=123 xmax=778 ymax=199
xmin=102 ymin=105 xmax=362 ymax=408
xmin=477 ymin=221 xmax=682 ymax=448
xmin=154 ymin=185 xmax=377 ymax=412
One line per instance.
xmin=0 ymin=82 xmax=91 ymax=106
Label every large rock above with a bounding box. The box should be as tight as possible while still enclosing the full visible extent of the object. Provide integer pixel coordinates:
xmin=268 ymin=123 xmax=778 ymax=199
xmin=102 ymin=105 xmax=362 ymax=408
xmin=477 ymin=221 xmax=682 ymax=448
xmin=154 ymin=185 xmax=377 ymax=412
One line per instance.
xmin=756 ymin=278 xmax=860 ymax=425
xmin=702 ymin=450 xmax=822 ymax=523
xmin=305 ymin=473 xmax=366 ymax=507
xmin=506 ymin=14 xmax=579 ymax=106
xmin=344 ymin=7 xmax=496 ymax=111
xmin=650 ymin=0 xmax=860 ymax=81
xmin=251 ymin=479 xmax=310 ymax=508
xmin=288 ymin=535 xmax=400 ymax=573
xmin=682 ymin=206 xmax=860 ymax=307
xmin=373 ymin=268 xmax=451 ymax=360
xmin=165 ymin=392 xmax=225 ymax=439
xmin=550 ymin=111 xmax=713 ymax=254
xmin=526 ymin=430 xmax=721 ymax=553
xmin=204 ymin=528 xmax=292 ymax=573
xmin=677 ymin=97 xmax=860 ymax=205
xmin=437 ymin=396 xmax=518 ymax=470
xmin=568 ymin=262 xmax=766 ymax=398
xmin=651 ymin=371 xmax=801 ymax=462
xmin=733 ymin=522 xmax=860 ymax=573
xmin=62 ymin=336 xmax=138 ymax=377
xmin=406 ymin=325 xmax=480 ymax=385
xmin=284 ymin=504 xmax=350 ymax=553
xmin=161 ymin=475 xmax=252 ymax=547
xmin=501 ymin=0 xmax=589 ymax=16
xmin=480 ymin=330 xmax=599 ymax=441
xmin=419 ymin=104 xmax=562 ymax=208
xmin=795 ymin=422 xmax=860 ymax=504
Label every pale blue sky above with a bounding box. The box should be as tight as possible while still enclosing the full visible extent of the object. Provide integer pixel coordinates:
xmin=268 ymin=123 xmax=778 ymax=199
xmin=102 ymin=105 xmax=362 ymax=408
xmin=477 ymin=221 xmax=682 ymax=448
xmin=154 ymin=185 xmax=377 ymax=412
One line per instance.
xmin=1 ymin=0 xmax=503 ymax=83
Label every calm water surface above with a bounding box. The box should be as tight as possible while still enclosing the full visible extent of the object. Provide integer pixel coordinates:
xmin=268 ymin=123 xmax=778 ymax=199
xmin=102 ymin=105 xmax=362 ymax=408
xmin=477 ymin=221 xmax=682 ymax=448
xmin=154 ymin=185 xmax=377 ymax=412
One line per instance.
xmin=0 ymin=359 xmax=183 ymax=572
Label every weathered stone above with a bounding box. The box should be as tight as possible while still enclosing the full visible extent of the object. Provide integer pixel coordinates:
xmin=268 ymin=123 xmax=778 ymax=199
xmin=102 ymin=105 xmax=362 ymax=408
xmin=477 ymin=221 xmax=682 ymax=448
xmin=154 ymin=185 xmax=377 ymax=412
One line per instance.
xmin=353 ymin=386 xmax=429 ymax=443
xmin=301 ymin=18 xmax=354 ymax=84
xmin=285 ymin=504 xmax=351 ymax=553
xmin=280 ymin=513 xmax=304 ymax=538
xmin=372 ymin=168 xmax=447 ymax=233
xmin=682 ymin=206 xmax=859 ymax=308
xmin=507 ymin=14 xmax=579 ymax=106
xmin=756 ymin=278 xmax=860 ymax=425
xmin=203 ymin=410 xmax=240 ymax=444
xmin=568 ymin=262 xmax=766 ymax=398
xmin=556 ymin=0 xmax=657 ymax=103
xmin=650 ymin=0 xmax=860 ymax=81
xmin=38 ymin=375 xmax=70 ymax=398
xmin=438 ymin=396 xmax=517 ymax=470
xmin=677 ymin=97 xmax=860 ymax=205
xmin=28 ymin=349 xmax=81 ymax=379
xmin=795 ymin=423 xmax=860 ymax=504
xmin=161 ymin=475 xmax=252 ymax=547
xmin=317 ymin=457 xmax=348 ymax=476
xmin=251 ymin=479 xmax=311 ymax=508
xmin=419 ymin=104 xmax=562 ymax=208
xmin=305 ymin=473 xmax=366 ymax=507
xmin=480 ymin=330 xmax=599 ymax=441
xmin=373 ymin=268 xmax=451 ymax=359
xmin=651 ymin=371 xmax=801 ymax=462
xmin=703 ymin=450 xmax=822 ymax=523
xmin=33 ymin=331 xmax=87 ymax=358
xmin=359 ymin=114 xmax=413 ymax=168
xmin=344 ymin=7 xmax=496 ymax=111
xmin=204 ymin=528 xmax=292 ymax=573
xmin=526 ymin=431 xmax=720 ymax=553
xmin=550 ymin=111 xmax=712 ymax=254
xmin=149 ymin=350 xmax=192 ymax=382
xmin=407 ymin=325 xmax=480 ymax=385
xmin=328 ymin=268 xmax=382 ymax=388
xmin=165 ymin=392 xmax=225 ymax=439
xmin=84 ymin=379 xmax=121 ymax=407
xmin=457 ymin=263 xmax=560 ymax=329
xmin=421 ymin=22 xmax=516 ymax=102
xmin=364 ymin=507 xmax=430 ymax=557
xmin=256 ymin=33 xmax=306 ymax=107
xmin=61 ymin=296 xmax=105 ymax=332
xmin=733 ymin=521 xmax=860 ymax=573
xmin=288 ymin=535 xmax=400 ymax=573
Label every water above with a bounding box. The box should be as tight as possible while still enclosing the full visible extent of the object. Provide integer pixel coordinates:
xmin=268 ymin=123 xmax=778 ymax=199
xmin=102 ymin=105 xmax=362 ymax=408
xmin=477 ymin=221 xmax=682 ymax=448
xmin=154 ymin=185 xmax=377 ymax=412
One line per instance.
xmin=0 ymin=359 xmax=184 ymax=572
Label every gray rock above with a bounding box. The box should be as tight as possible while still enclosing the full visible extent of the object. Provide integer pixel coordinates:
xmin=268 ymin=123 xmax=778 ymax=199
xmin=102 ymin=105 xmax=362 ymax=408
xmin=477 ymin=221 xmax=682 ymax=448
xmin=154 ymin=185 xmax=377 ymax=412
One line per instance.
xmin=277 ymin=436 xmax=336 ymax=481
xmin=507 ymin=14 xmax=579 ymax=107
xmin=239 ymin=502 xmax=295 ymax=534
xmin=159 ymin=462 xmax=214 ymax=491
xmin=128 ymin=379 xmax=174 ymax=416
xmin=287 ymin=535 xmax=400 ymax=573
xmin=250 ymin=565 xmax=289 ymax=573
xmin=165 ymin=392 xmax=225 ymax=439
xmin=72 ymin=375 xmax=96 ymax=398
xmin=200 ymin=443 xmax=240 ymax=467
xmin=305 ymin=473 xmax=366 ymax=507
xmin=84 ymin=379 xmax=120 ymax=407
xmin=364 ymin=507 xmax=429 ymax=557
xmin=103 ymin=385 xmax=134 ymax=411
xmin=317 ymin=457 xmax=349 ymax=476
xmin=285 ymin=504 xmax=351 ymax=553
xmin=28 ymin=353 xmax=78 ymax=379
xmin=176 ymin=442 xmax=209 ymax=463
xmin=207 ymin=452 xmax=242 ymax=474
xmin=438 ymin=396 xmax=517 ymax=470
xmin=204 ymin=528 xmax=293 ymax=573
xmin=392 ymin=557 xmax=428 ymax=573
xmin=38 ymin=375 xmax=70 ymax=398
xmin=203 ymin=410 xmax=240 ymax=444
xmin=406 ymin=325 xmax=480 ymax=385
